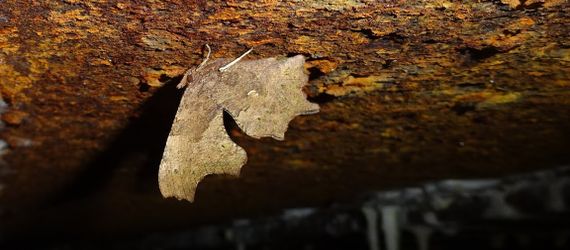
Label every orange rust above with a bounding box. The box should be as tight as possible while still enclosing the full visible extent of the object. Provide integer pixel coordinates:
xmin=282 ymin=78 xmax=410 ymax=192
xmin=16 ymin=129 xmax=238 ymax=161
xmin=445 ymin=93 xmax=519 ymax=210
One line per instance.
xmin=1 ymin=110 xmax=28 ymax=126
xmin=305 ymin=59 xmax=339 ymax=74
xmin=0 ymin=0 xmax=568 ymax=240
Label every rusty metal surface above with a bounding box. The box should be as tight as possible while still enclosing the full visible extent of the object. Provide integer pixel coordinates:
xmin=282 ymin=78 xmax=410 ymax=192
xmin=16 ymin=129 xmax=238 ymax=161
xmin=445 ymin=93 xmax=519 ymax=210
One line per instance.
xmin=0 ymin=0 xmax=569 ymax=240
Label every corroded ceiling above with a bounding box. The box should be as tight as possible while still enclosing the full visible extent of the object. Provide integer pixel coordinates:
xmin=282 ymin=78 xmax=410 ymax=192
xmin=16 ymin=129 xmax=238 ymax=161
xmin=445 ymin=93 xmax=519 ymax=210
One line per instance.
xmin=0 ymin=0 xmax=569 ymax=241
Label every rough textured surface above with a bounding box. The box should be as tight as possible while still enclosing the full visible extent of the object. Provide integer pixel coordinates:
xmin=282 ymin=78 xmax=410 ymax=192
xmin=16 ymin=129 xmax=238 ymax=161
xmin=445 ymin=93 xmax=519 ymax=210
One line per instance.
xmin=0 ymin=0 xmax=569 ymax=242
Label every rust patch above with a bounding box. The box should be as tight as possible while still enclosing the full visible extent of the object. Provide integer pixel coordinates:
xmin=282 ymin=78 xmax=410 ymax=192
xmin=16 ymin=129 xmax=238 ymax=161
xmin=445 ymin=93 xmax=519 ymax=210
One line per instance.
xmin=142 ymin=66 xmax=186 ymax=87
xmin=1 ymin=110 xmax=28 ymax=126
xmin=501 ymin=0 xmax=565 ymax=8
xmin=305 ymin=59 xmax=340 ymax=74
xmin=452 ymin=91 xmax=522 ymax=109
xmin=322 ymin=73 xmax=395 ymax=96
xmin=142 ymin=30 xmax=189 ymax=52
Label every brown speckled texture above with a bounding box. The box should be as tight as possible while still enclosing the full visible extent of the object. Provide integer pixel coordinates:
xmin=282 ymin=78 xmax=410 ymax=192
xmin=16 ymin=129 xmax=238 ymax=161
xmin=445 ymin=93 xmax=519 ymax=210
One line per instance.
xmin=0 ymin=0 xmax=569 ymax=241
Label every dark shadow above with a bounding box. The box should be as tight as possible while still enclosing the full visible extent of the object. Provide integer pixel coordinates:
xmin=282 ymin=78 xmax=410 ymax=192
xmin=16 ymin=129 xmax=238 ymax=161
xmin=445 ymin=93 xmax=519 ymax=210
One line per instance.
xmin=46 ymin=77 xmax=184 ymax=205
xmin=459 ymin=46 xmax=501 ymax=63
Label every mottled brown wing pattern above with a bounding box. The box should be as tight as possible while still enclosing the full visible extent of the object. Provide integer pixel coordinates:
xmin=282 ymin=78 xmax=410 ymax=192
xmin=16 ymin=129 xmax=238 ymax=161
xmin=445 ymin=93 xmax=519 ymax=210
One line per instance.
xmin=159 ymin=55 xmax=319 ymax=202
